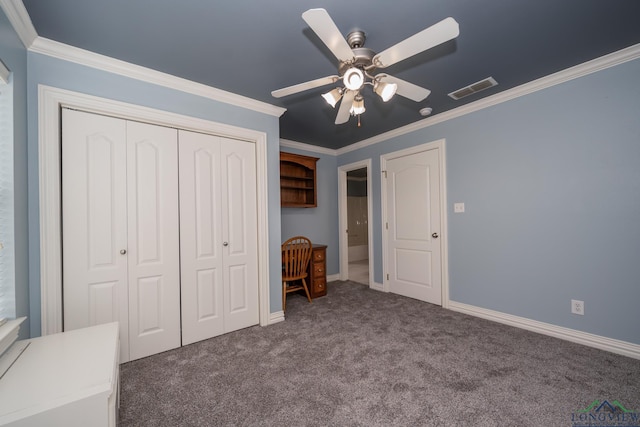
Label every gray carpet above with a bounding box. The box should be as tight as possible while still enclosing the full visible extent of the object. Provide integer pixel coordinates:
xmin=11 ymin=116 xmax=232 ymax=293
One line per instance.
xmin=119 ymin=281 xmax=640 ymax=426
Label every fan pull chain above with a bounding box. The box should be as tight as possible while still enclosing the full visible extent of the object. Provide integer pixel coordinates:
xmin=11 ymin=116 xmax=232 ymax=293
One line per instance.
xmin=357 ymin=114 xmax=361 ymax=127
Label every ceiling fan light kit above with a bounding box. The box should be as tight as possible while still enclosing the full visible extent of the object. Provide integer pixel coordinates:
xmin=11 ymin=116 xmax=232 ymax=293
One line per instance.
xmin=321 ymin=87 xmax=344 ymax=108
xmin=343 ymin=68 xmax=365 ymax=90
xmin=374 ymin=80 xmax=398 ymax=102
xmin=272 ymin=8 xmax=460 ymax=126
xmin=349 ymin=94 xmax=366 ymax=116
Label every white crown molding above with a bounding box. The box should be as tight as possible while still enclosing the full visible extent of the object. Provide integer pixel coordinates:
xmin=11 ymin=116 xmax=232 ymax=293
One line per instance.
xmin=10 ymin=0 xmax=638 ymax=152
xmin=28 ymin=37 xmax=287 ymax=118
xmin=0 ymin=0 xmax=37 ymax=48
xmin=337 ymin=42 xmax=640 ymax=155
xmin=280 ymin=138 xmax=337 ymax=156
xmin=449 ymin=301 xmax=640 ymax=360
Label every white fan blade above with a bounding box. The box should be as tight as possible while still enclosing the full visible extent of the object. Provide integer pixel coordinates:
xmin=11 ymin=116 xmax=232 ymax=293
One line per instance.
xmin=335 ymin=90 xmax=355 ymax=124
xmin=271 ymin=75 xmax=339 ymax=98
xmin=302 ymin=8 xmax=354 ymax=63
xmin=373 ymin=17 xmax=459 ymax=69
xmin=378 ymin=74 xmax=431 ymax=102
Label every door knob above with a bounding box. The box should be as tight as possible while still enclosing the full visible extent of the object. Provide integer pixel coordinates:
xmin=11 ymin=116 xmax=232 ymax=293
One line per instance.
xmin=431 ymin=233 xmax=439 ymax=239
xmin=223 ymin=242 xmax=229 ymax=247
xmin=120 ymin=249 xmax=127 ymax=255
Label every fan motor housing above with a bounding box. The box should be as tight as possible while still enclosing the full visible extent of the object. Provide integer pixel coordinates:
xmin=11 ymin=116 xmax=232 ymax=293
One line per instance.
xmin=339 ymin=47 xmax=377 ymax=75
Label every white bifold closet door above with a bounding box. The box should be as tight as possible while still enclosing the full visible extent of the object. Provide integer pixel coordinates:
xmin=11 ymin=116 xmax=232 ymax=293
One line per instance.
xmin=125 ymin=121 xmax=181 ymax=361
xmin=62 ymin=108 xmax=181 ymax=362
xmin=62 ymin=109 xmax=130 ymax=361
xmin=178 ymin=130 xmax=259 ymax=346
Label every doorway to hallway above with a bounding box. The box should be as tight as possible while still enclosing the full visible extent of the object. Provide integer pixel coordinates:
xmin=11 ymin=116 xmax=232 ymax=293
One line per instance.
xmin=338 ymin=160 xmax=373 ymax=287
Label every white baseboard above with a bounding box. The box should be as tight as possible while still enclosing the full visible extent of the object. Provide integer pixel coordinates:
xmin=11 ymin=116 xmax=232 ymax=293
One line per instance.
xmin=370 ymin=281 xmax=385 ymax=292
xmin=448 ymin=301 xmax=640 ymax=360
xmin=327 ymin=274 xmax=340 ymax=282
xmin=268 ymin=311 xmax=285 ymax=325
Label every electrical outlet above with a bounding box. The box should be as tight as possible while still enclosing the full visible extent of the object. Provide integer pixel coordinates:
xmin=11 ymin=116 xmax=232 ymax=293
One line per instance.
xmin=571 ymin=299 xmax=584 ymax=315
xmin=454 ymin=203 xmax=465 ymax=213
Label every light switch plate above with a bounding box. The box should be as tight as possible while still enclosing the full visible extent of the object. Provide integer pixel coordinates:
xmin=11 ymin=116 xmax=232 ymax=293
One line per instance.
xmin=454 ymin=203 xmax=465 ymax=213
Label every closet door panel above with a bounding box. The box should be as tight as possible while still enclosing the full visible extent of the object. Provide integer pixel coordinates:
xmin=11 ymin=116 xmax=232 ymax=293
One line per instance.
xmin=179 ymin=131 xmax=224 ymax=345
xmin=221 ymin=138 xmax=259 ymax=332
xmin=228 ymin=265 xmax=248 ymax=312
xmin=127 ymin=121 xmax=181 ymax=361
xmin=62 ymin=109 xmax=130 ymax=362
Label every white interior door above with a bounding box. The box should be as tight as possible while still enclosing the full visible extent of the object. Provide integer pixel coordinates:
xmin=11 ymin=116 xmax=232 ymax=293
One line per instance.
xmin=126 ymin=121 xmax=181 ymax=360
xmin=385 ymin=148 xmax=442 ymax=304
xmin=221 ymin=137 xmax=259 ymax=332
xmin=62 ymin=109 xmax=130 ymax=362
xmin=179 ymin=131 xmax=259 ymax=345
xmin=179 ymin=131 xmax=225 ymax=345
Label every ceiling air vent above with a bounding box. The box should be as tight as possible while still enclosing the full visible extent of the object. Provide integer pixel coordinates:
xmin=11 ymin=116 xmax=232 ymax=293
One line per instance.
xmin=448 ymin=77 xmax=498 ymax=100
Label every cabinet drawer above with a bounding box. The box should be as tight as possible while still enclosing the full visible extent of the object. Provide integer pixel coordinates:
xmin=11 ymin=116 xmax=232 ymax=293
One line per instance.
xmin=312 ymin=250 xmax=325 ymax=262
xmin=313 ymin=277 xmax=326 ymax=294
xmin=313 ymin=262 xmax=325 ymax=278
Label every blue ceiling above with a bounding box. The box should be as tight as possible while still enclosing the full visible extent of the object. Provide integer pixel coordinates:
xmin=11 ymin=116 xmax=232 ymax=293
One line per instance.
xmin=22 ymin=0 xmax=640 ymax=149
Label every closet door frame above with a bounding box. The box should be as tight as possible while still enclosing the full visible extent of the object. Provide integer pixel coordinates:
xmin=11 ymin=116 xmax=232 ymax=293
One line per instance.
xmin=38 ymin=85 xmax=274 ymax=336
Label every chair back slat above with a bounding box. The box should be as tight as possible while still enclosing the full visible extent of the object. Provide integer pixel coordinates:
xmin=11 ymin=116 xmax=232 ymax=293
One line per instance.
xmin=281 ymin=236 xmax=312 ymax=280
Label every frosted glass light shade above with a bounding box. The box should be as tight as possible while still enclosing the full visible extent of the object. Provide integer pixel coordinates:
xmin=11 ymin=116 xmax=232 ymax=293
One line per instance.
xmin=375 ymin=81 xmax=398 ymax=102
xmin=349 ymin=95 xmax=365 ymax=115
xmin=343 ymin=68 xmax=364 ymax=90
xmin=321 ymin=87 xmax=343 ymax=108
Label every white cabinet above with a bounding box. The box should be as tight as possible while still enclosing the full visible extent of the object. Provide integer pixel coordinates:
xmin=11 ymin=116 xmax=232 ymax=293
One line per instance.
xmin=61 ymin=109 xmax=259 ymax=362
xmin=0 ymin=322 xmax=119 ymax=427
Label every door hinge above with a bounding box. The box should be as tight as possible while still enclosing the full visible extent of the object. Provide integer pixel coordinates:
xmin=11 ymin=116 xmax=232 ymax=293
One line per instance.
xmin=386 ymin=273 xmax=389 ymax=280
xmin=385 ymin=222 xmax=388 ymax=230
xmin=382 ymin=170 xmax=387 ymax=178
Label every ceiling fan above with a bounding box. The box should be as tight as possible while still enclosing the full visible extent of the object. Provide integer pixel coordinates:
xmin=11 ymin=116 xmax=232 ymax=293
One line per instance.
xmin=271 ymin=8 xmax=459 ymax=125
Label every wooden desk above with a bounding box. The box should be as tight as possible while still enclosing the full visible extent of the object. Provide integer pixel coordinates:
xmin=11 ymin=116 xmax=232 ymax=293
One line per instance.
xmin=307 ymin=244 xmax=327 ymax=298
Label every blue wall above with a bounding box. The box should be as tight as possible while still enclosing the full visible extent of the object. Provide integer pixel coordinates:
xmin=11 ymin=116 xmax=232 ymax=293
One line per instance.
xmin=280 ymin=146 xmax=339 ymax=276
xmin=0 ymin=9 xmax=29 ymax=338
xmin=25 ymin=52 xmax=283 ymax=336
xmin=337 ymin=58 xmax=640 ymax=345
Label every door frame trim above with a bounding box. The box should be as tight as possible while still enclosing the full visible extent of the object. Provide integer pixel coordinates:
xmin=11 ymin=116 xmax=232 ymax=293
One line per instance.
xmin=38 ymin=84 xmax=272 ymax=335
xmin=337 ymin=159 xmax=373 ymax=286
xmin=380 ymin=139 xmax=450 ymax=308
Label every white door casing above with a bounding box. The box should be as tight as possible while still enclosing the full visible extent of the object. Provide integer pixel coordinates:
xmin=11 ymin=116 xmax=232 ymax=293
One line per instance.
xmin=382 ymin=141 xmax=446 ymax=305
xmin=61 ymin=109 xmax=130 ymax=361
xmin=179 ymin=131 xmax=259 ymax=345
xmin=126 ymin=121 xmax=181 ymax=361
xmin=39 ymin=85 xmax=273 ymax=338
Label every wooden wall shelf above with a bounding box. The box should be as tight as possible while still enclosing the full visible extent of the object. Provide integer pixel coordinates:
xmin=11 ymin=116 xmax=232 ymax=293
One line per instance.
xmin=280 ymin=152 xmax=319 ymax=208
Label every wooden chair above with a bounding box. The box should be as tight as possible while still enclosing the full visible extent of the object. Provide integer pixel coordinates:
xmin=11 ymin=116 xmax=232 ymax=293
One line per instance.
xmin=282 ymin=236 xmax=313 ymax=312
